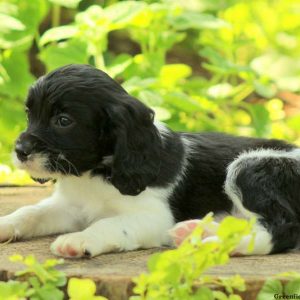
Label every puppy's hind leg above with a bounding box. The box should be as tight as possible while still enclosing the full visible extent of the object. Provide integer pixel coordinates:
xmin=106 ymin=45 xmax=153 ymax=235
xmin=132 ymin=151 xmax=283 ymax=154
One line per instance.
xmin=225 ymin=150 xmax=300 ymax=255
xmin=169 ymin=150 xmax=300 ymax=255
xmin=168 ymin=219 xmax=220 ymax=247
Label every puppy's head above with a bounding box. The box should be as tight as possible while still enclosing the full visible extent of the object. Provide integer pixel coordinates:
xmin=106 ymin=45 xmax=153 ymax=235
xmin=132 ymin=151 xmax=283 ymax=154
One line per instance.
xmin=14 ymin=64 xmax=161 ymax=195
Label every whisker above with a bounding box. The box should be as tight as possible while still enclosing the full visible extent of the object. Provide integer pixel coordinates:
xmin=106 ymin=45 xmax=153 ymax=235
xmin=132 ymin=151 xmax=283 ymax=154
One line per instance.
xmin=56 ymin=160 xmax=69 ymax=175
xmin=49 ymin=159 xmax=59 ymax=174
xmin=58 ymin=154 xmax=80 ymax=177
xmin=38 ymin=150 xmax=69 ymax=176
xmin=49 ymin=154 xmax=67 ymax=175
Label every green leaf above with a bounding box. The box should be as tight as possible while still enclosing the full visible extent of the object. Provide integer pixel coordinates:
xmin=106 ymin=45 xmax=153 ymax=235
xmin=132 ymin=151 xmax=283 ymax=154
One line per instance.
xmin=0 ymin=2 xmax=18 ymax=15
xmin=200 ymin=47 xmax=252 ymax=76
xmin=284 ymin=278 xmax=300 ymax=294
xmin=0 ymin=95 xmax=26 ymax=162
xmin=193 ymin=286 xmax=214 ymax=300
xmin=138 ymin=90 xmax=164 ymax=106
xmin=213 ymin=291 xmax=228 ymax=300
xmin=104 ymin=1 xmax=146 ymax=28
xmin=28 ymin=277 xmax=41 ymax=289
xmin=251 ymin=54 xmax=300 ymax=92
xmin=287 ymin=115 xmax=300 ymax=131
xmin=152 ymin=107 xmax=171 ymax=121
xmin=171 ymin=12 xmax=230 ymax=30
xmin=122 ymin=77 xmax=157 ymax=94
xmin=257 ymin=279 xmax=283 ymax=300
xmin=39 ymin=25 xmax=78 ymax=46
xmin=147 ymin=252 xmax=161 ymax=272
xmin=68 ymin=278 xmax=97 ymax=299
xmin=164 ymin=92 xmax=202 ymax=113
xmin=220 ymin=275 xmax=246 ymax=293
xmin=24 ymin=255 xmax=37 ymax=266
xmin=106 ymin=54 xmax=133 ymax=78
xmin=36 ymin=284 xmax=64 ymax=300
xmin=39 ymin=39 xmax=88 ymax=71
xmin=0 ymin=281 xmax=28 ymax=299
xmin=43 ymin=258 xmax=64 ymax=268
xmin=9 ymin=254 xmax=24 ymax=262
xmin=1 ymin=0 xmax=48 ymax=50
xmin=1 ymin=50 xmax=34 ymax=98
xmin=229 ymin=295 xmax=242 ymax=300
xmin=207 ymin=83 xmax=234 ymax=99
xmin=160 ymin=64 xmax=192 ymax=88
xmin=218 ymin=217 xmax=251 ymax=239
xmin=48 ymin=0 xmax=82 ymax=9
xmin=0 ymin=13 xmax=25 ymax=33
xmin=48 ymin=270 xmax=67 ymax=287
xmin=248 ymin=104 xmax=270 ymax=137
xmin=164 ymin=262 xmax=181 ymax=283
xmin=254 ymin=80 xmax=277 ymax=98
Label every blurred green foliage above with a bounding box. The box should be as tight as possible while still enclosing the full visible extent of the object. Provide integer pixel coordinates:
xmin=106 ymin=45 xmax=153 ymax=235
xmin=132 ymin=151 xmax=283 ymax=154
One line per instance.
xmin=0 ymin=254 xmax=108 ymax=299
xmin=1 ymin=0 xmax=300 ymax=182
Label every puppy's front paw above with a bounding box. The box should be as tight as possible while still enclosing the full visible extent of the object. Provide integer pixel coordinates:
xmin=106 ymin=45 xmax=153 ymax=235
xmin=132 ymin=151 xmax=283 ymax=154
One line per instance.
xmin=50 ymin=232 xmax=94 ymax=258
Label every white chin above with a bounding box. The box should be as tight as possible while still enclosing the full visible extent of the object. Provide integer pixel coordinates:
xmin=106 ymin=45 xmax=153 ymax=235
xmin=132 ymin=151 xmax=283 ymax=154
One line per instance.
xmin=12 ymin=152 xmax=53 ymax=180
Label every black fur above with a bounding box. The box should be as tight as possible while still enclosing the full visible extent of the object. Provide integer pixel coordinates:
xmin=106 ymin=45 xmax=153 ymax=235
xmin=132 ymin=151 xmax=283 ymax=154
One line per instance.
xmin=16 ymin=64 xmax=300 ymax=254
xmin=168 ymin=132 xmax=294 ymax=222
xmin=235 ymin=156 xmax=300 ymax=253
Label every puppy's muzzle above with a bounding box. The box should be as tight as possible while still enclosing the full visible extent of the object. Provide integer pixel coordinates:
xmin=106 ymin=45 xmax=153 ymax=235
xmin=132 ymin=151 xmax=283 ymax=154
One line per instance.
xmin=15 ymin=141 xmax=33 ymax=162
xmin=15 ymin=132 xmax=37 ymax=162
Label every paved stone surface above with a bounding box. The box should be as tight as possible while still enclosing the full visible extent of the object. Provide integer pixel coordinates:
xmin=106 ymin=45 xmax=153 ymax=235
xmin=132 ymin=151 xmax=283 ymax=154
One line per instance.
xmin=0 ymin=186 xmax=300 ymax=299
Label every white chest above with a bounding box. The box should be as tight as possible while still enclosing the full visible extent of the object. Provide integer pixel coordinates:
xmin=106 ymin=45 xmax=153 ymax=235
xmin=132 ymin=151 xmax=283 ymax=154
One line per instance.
xmin=53 ymin=173 xmax=173 ymax=225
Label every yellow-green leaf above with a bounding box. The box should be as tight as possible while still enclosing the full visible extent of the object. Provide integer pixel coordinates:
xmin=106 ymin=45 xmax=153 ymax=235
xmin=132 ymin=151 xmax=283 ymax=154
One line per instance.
xmin=159 ymin=64 xmax=192 ymax=88
xmin=68 ymin=278 xmax=97 ymax=299
xmin=39 ymin=25 xmax=78 ymax=46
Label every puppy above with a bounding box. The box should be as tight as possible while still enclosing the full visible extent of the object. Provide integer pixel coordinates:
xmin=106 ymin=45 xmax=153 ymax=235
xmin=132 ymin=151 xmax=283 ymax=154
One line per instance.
xmin=3 ymin=64 xmax=299 ymax=258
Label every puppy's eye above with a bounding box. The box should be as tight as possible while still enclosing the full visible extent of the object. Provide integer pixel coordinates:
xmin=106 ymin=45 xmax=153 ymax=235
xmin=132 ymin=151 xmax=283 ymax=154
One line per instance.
xmin=56 ymin=116 xmax=73 ymax=127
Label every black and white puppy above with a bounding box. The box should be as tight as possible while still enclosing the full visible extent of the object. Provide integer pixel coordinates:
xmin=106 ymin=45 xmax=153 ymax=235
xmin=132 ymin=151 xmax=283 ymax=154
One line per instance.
xmin=4 ymin=64 xmax=299 ymax=258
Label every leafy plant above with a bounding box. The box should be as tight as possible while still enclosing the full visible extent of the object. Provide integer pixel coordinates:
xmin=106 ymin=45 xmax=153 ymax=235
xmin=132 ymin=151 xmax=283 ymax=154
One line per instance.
xmin=0 ymin=254 xmax=108 ymax=300
xmin=0 ymin=219 xmax=300 ymax=299
xmin=257 ymin=272 xmax=300 ymax=300
xmin=68 ymin=278 xmax=107 ymax=300
xmin=131 ymin=214 xmax=300 ymax=299
xmin=131 ymin=214 xmax=255 ymax=300
xmin=0 ymin=254 xmax=66 ymax=300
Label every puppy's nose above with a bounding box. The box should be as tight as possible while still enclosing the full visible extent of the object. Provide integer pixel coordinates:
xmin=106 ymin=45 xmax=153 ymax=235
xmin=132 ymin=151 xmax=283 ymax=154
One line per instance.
xmin=15 ymin=141 xmax=33 ymax=162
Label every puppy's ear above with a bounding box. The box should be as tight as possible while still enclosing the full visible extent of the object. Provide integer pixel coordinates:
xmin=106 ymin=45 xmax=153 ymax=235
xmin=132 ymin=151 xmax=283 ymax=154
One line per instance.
xmin=107 ymin=96 xmax=161 ymax=196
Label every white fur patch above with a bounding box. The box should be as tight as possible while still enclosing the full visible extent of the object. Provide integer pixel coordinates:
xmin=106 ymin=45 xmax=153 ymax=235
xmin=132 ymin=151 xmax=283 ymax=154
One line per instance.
xmin=12 ymin=152 xmax=52 ymax=179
